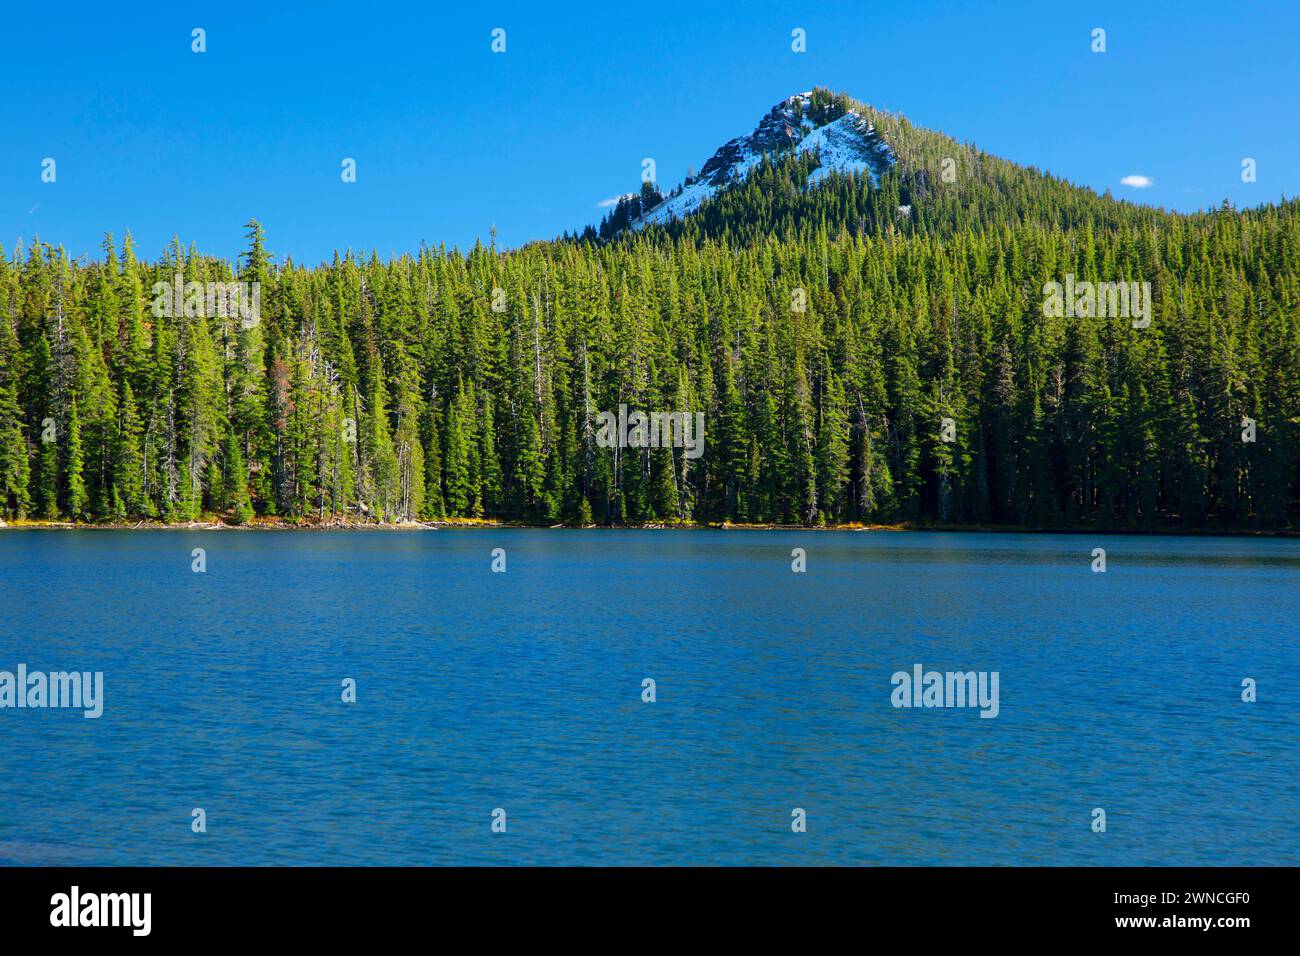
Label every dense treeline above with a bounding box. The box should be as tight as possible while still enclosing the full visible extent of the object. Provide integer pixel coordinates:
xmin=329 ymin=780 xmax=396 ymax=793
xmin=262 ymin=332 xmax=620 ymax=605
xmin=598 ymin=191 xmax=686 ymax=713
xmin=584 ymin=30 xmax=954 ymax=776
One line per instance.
xmin=2 ymin=94 xmax=1299 ymax=529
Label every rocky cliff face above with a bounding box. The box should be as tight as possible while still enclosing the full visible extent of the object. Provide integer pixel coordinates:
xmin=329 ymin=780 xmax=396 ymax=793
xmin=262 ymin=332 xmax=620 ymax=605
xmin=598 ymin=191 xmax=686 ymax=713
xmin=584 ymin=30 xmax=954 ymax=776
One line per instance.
xmin=606 ymin=91 xmax=897 ymax=233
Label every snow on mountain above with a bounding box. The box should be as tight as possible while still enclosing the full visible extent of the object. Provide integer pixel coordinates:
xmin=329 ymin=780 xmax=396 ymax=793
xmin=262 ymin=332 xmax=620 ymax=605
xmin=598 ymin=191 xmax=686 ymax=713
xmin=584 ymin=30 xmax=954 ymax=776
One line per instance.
xmin=632 ymin=92 xmax=895 ymax=230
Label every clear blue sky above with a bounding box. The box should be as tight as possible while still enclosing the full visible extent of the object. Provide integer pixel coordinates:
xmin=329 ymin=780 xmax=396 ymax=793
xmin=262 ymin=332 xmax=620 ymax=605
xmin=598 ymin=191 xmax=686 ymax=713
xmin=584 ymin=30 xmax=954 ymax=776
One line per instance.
xmin=4 ymin=0 xmax=1297 ymax=264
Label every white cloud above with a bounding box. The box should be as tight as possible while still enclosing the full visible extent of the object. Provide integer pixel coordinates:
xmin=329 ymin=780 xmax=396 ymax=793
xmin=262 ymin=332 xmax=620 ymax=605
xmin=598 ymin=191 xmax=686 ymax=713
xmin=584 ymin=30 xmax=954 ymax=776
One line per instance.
xmin=597 ymin=193 xmax=634 ymax=208
xmin=1120 ymin=174 xmax=1154 ymax=188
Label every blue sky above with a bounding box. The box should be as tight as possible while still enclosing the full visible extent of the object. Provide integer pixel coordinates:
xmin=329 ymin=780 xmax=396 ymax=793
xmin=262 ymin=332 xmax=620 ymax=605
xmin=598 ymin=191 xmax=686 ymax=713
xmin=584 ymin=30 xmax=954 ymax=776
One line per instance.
xmin=3 ymin=1 xmax=1297 ymax=264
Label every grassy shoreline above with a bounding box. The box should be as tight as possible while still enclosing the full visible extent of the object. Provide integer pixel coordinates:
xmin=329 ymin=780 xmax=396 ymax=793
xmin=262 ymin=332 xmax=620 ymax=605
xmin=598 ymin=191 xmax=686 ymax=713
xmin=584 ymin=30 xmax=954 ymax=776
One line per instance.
xmin=1 ymin=517 xmax=1297 ymax=537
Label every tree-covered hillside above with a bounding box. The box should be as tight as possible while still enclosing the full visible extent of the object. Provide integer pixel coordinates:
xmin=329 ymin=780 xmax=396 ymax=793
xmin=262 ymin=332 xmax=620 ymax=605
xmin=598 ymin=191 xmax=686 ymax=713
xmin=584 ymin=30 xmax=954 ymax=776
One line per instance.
xmin=587 ymin=89 xmax=1170 ymax=245
xmin=2 ymin=90 xmax=1299 ymax=529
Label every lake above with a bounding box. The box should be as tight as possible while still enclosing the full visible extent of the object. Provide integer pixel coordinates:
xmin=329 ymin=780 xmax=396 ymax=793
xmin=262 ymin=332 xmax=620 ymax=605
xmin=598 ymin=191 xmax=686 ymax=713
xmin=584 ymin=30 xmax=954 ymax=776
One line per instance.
xmin=0 ymin=529 xmax=1296 ymax=865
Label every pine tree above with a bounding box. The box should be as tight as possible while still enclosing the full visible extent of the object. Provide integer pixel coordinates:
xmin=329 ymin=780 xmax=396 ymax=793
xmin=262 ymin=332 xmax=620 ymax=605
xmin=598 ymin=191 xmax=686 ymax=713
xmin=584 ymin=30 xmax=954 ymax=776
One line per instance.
xmin=0 ymin=290 xmax=31 ymax=518
xmin=64 ymin=399 xmax=89 ymax=519
xmin=215 ymin=421 xmax=251 ymax=523
xmin=113 ymin=381 xmax=146 ymax=516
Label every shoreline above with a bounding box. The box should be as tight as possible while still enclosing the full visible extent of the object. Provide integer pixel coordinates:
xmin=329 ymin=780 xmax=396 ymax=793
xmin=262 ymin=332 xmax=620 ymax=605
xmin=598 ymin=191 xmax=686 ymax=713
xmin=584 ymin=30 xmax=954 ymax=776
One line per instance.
xmin=1 ymin=517 xmax=1297 ymax=537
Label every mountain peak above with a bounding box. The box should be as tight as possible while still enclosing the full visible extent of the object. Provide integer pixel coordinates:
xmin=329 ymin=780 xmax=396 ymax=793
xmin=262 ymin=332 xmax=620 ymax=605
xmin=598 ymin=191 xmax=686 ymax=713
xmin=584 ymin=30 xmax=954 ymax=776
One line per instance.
xmin=598 ymin=88 xmax=896 ymax=236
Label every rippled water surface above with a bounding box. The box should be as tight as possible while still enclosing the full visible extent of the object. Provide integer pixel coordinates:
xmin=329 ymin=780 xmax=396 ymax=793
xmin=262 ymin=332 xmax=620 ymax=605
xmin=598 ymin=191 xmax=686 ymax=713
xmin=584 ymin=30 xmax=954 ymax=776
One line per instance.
xmin=0 ymin=529 xmax=1296 ymax=865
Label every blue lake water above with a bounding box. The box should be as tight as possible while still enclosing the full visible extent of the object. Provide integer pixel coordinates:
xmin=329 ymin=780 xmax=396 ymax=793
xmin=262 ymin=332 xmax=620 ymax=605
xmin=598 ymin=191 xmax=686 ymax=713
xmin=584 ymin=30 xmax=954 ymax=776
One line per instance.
xmin=0 ymin=529 xmax=1296 ymax=866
